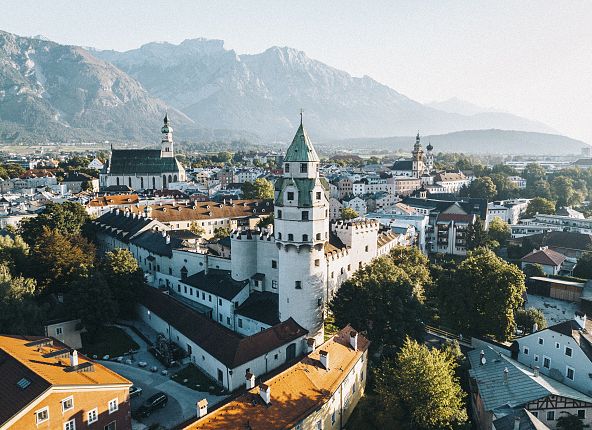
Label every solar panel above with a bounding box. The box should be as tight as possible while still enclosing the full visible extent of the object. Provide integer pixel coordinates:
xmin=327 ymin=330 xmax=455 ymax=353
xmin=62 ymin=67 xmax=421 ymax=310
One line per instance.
xmin=42 ymin=348 xmax=71 ymax=359
xmin=24 ymin=338 xmax=53 ymax=348
xmin=65 ymin=362 xmax=95 ymax=373
xmin=17 ymin=378 xmax=31 ymax=389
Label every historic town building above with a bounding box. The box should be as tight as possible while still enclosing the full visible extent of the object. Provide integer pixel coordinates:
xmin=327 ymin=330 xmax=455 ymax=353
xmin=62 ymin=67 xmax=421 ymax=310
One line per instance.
xmin=100 ymin=114 xmax=186 ymax=191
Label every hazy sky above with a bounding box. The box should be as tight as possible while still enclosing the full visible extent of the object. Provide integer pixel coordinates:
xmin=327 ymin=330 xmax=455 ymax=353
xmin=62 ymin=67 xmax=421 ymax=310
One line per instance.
xmin=2 ymin=1 xmax=591 ymax=143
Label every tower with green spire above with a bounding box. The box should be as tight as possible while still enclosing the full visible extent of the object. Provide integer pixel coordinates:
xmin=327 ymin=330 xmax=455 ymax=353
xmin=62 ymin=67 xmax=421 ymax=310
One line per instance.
xmin=161 ymin=113 xmax=174 ymax=158
xmin=274 ymin=115 xmax=329 ymax=342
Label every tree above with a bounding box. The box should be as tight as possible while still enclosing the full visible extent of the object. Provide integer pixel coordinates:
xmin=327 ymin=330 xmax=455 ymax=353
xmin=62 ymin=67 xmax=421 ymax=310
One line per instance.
xmin=0 ymin=264 xmax=45 ymax=335
xmin=101 ymin=249 xmax=145 ymax=318
xmin=0 ymin=234 xmax=30 ymax=276
xmin=488 ymin=217 xmax=511 ymax=247
xmin=389 ymin=246 xmax=431 ymax=300
xmin=257 ymin=214 xmax=274 ymax=228
xmin=557 ymin=414 xmax=588 ymax=430
xmin=523 ymin=197 xmax=556 ymax=218
xmin=573 ymin=252 xmax=592 ymax=279
xmin=466 ymin=218 xmax=496 ymax=250
xmin=523 ymin=163 xmax=546 ymax=184
xmin=436 ymin=248 xmax=526 ymax=340
xmin=252 ymin=178 xmax=274 ymax=199
xmin=468 ymin=176 xmax=497 ymax=201
xmin=330 ymin=257 xmax=424 ymax=348
xmin=0 ymin=163 xmax=25 ymax=179
xmin=341 ymin=207 xmax=359 ymax=220
xmin=552 ymin=176 xmax=583 ymax=207
xmin=213 ymin=227 xmax=232 ymax=240
xmin=20 ymin=202 xmax=90 ymax=246
xmin=375 ymin=338 xmax=467 ymax=430
xmin=70 ymin=272 xmax=118 ymax=337
xmin=523 ymin=263 xmax=545 ymax=278
xmin=30 ymin=228 xmax=95 ymax=293
xmin=491 ymin=173 xmax=518 ymax=200
xmin=189 ymin=221 xmax=206 ymax=236
xmin=515 ymin=308 xmax=547 ymax=333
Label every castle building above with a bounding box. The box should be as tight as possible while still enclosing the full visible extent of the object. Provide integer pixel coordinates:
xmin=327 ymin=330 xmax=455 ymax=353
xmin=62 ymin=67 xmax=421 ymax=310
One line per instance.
xmin=99 ymin=114 xmax=186 ymax=191
xmin=93 ymin=117 xmax=399 ymax=382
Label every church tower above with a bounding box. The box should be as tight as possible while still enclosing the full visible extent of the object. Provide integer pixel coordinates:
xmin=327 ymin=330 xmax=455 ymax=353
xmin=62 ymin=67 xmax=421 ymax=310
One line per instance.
xmin=161 ymin=113 xmax=174 ymax=158
xmin=411 ymin=132 xmax=425 ymax=178
xmin=425 ymin=142 xmax=434 ymax=173
xmin=275 ymin=115 xmax=329 ymax=342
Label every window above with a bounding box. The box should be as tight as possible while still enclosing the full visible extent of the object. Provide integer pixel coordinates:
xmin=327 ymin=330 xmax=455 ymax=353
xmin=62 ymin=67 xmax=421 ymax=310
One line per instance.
xmin=278 ymin=232 xmax=282 ymax=240
xmin=287 ymin=192 xmax=294 ymax=200
xmin=331 ymin=410 xmax=336 ymax=424
xmin=184 ymin=285 xmax=187 ymax=293
xmin=88 ymin=408 xmax=98 ymax=424
xmin=288 ymin=234 xmax=294 ymax=241
xmin=565 ymin=346 xmax=573 ymax=357
xmin=534 ymin=354 xmax=539 ymax=362
xmin=301 ymin=163 xmax=308 ymax=173
xmin=108 ymin=398 xmax=118 ymax=414
xmin=209 ymin=295 xmax=212 ymax=302
xmin=36 ymin=407 xmax=49 ymax=424
xmin=104 ymin=422 xmax=116 ymax=430
xmin=315 ymin=259 xmax=320 ymax=267
xmin=285 ymin=163 xmax=290 ymax=173
xmin=62 ymin=396 xmax=74 ymax=412
xmin=227 ymin=317 xmax=231 ymax=325
xmin=538 ymin=337 xmax=544 ymax=345
xmin=295 ymin=281 xmax=302 ymax=289
xmin=64 ymin=419 xmax=76 ymax=430
xmin=316 ymin=233 xmax=321 ymax=240
xmin=578 ymin=410 xmax=586 ymax=419
xmin=543 ymin=356 xmax=551 ymax=369
xmin=555 ymin=342 xmax=560 ymax=349
xmin=56 ymin=326 xmax=63 ymax=336
xmin=277 ymin=210 xmax=282 ymax=219
xmin=567 ymin=366 xmax=575 ymax=380
xmin=531 ymin=411 xmax=538 ymax=418
xmin=272 ymin=280 xmax=278 ymax=289
xmin=316 ymin=192 xmax=322 ymax=200
xmin=272 ymin=260 xmax=277 ymax=269
xmin=546 ymin=411 xmax=555 ymax=421
xmin=219 ymin=298 xmax=223 ymax=306
xmin=202 ymin=292 xmax=205 ymax=300
xmin=302 ymin=234 xmax=308 ymax=241
xmin=331 ymin=272 xmax=334 ymax=279
xmin=219 ymin=314 xmax=222 ymax=322
xmin=523 ymin=346 xmax=529 ymax=355
xmin=238 ymin=319 xmax=243 ymax=328
xmin=365 ymin=245 xmax=369 ymax=252
xmin=302 ymin=211 xmax=309 ymax=220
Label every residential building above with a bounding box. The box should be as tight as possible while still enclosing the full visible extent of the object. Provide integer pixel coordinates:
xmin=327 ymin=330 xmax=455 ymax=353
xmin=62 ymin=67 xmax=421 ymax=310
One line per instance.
xmin=0 ymin=335 xmax=131 ymax=430
xmin=182 ymin=327 xmax=369 ymax=430
xmin=511 ymin=232 xmax=592 ymax=259
xmin=468 ymin=346 xmax=592 ymax=430
xmin=487 ymin=199 xmax=530 ymax=225
xmin=433 ymin=171 xmax=471 ymax=194
xmin=521 ymin=247 xmax=568 ymax=276
xmin=86 ymin=194 xmax=140 ymax=217
xmin=514 ymin=313 xmax=592 ymax=397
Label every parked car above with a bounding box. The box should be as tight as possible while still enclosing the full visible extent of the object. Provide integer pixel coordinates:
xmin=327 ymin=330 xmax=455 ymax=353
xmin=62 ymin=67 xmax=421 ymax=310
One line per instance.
xmin=136 ymin=392 xmax=168 ymax=417
xmin=129 ymin=385 xmax=142 ymax=398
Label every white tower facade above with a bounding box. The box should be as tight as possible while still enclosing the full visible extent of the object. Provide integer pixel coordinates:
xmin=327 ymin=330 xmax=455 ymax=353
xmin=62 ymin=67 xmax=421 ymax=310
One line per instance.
xmin=411 ymin=132 xmax=425 ymax=178
xmin=161 ymin=113 xmax=174 ymax=158
xmin=275 ymin=118 xmax=329 ymax=342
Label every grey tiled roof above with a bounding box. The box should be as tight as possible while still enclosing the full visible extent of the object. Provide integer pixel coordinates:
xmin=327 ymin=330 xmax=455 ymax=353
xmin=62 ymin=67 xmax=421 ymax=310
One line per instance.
xmin=109 ymin=149 xmax=182 ymax=175
xmin=468 ymin=347 xmax=592 ymax=413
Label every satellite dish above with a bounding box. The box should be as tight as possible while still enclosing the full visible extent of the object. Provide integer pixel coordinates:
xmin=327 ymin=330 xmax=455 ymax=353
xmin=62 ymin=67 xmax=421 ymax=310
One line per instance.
xmin=481 ymin=356 xmax=487 ymax=365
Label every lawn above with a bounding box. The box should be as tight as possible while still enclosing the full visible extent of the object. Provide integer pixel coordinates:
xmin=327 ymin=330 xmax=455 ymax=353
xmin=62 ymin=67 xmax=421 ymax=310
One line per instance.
xmin=171 ymin=364 xmax=222 ymax=393
xmin=82 ymin=326 xmax=139 ymax=358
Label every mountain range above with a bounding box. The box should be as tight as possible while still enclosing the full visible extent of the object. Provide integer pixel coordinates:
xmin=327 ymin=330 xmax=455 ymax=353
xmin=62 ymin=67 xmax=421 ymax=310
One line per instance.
xmin=0 ymin=30 xmax=586 ymax=154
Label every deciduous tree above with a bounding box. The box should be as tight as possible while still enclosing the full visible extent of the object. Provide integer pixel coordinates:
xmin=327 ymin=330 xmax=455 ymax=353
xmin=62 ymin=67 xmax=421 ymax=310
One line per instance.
xmin=101 ymin=249 xmax=144 ymax=318
xmin=340 ymin=207 xmax=358 ymax=220
xmin=523 ymin=197 xmax=556 ymax=218
xmin=573 ymin=252 xmax=592 ymax=279
xmin=468 ymin=176 xmax=497 ymax=201
xmin=515 ymin=307 xmax=547 ymax=333
xmin=20 ymin=202 xmax=90 ymax=246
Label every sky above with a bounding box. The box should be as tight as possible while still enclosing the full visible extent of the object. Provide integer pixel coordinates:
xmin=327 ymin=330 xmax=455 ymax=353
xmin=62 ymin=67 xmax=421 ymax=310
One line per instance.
xmin=2 ymin=0 xmax=592 ymax=144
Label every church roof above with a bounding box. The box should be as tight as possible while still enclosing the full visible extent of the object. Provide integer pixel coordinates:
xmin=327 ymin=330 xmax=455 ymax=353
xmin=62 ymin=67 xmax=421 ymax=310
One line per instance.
xmin=283 ymin=123 xmax=320 ymax=163
xmin=109 ymin=149 xmax=181 ymax=175
xmin=392 ymin=160 xmax=413 ymax=171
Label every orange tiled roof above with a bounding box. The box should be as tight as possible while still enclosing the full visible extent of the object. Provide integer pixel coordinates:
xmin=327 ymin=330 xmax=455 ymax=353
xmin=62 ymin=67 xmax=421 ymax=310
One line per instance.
xmin=183 ymin=326 xmax=369 ymax=430
xmin=0 ymin=335 xmax=131 ymax=387
xmin=88 ymin=194 xmax=140 ymax=207
xmin=127 ymin=199 xmax=273 ymax=223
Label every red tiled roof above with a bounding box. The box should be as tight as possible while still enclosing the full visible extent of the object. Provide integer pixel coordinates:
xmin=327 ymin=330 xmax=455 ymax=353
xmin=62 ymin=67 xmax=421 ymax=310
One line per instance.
xmin=521 ymin=248 xmax=567 ymax=267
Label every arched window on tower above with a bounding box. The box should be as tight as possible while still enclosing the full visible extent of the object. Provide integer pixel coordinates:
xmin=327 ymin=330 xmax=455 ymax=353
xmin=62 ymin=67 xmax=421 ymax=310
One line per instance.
xmin=128 ymin=177 xmax=132 ymax=188
xmin=152 ymin=177 xmax=156 ymax=189
xmin=168 ymin=174 xmax=172 ymax=183
xmin=163 ymin=175 xmax=167 ymax=187
xmin=173 ymin=175 xmax=178 ymax=182
xmin=116 ymin=177 xmax=120 ymax=186
xmin=140 ymin=177 xmax=144 ymax=189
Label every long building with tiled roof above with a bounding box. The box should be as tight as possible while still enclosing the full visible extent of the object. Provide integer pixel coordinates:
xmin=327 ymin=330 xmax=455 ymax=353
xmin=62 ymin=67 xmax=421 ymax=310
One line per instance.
xmin=99 ymin=114 xmax=186 ymax=191
xmin=0 ymin=335 xmax=131 ymax=430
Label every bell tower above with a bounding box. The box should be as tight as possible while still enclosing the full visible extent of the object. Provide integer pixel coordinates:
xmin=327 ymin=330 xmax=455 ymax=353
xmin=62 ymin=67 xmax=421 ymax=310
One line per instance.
xmin=275 ymin=114 xmax=329 ymax=342
xmin=161 ymin=113 xmax=174 ymax=158
xmin=412 ymin=132 xmax=425 ymax=178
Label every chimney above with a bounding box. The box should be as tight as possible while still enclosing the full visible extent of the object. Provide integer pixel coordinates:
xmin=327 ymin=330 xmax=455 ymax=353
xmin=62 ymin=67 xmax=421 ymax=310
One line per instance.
xmin=575 ymin=311 xmax=587 ymax=329
xmin=319 ymin=350 xmax=329 ymax=370
xmin=479 ymin=350 xmax=485 ymax=366
xmin=162 ymin=230 xmax=167 ymax=237
xmin=165 ymin=235 xmax=170 ymax=245
xmin=532 ymin=322 xmax=539 ymax=333
xmin=246 ymin=372 xmax=255 ymax=390
xmin=197 ymin=399 xmax=208 ymax=418
xmin=503 ymin=367 xmax=509 ymax=384
xmin=533 ymin=366 xmax=540 ymax=377
xmin=349 ymin=330 xmax=358 ymax=351
xmin=306 ymin=338 xmax=316 ymax=353
xmin=70 ymin=350 xmax=79 ymax=367
xmin=259 ymin=383 xmax=271 ymax=405
xmin=514 ymin=415 xmax=521 ymax=430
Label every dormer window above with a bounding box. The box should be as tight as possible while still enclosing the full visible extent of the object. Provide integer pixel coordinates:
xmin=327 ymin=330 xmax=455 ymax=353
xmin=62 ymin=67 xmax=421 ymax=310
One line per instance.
xmin=300 ymin=163 xmax=308 ymax=173
xmin=287 ymin=192 xmax=294 ymax=201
